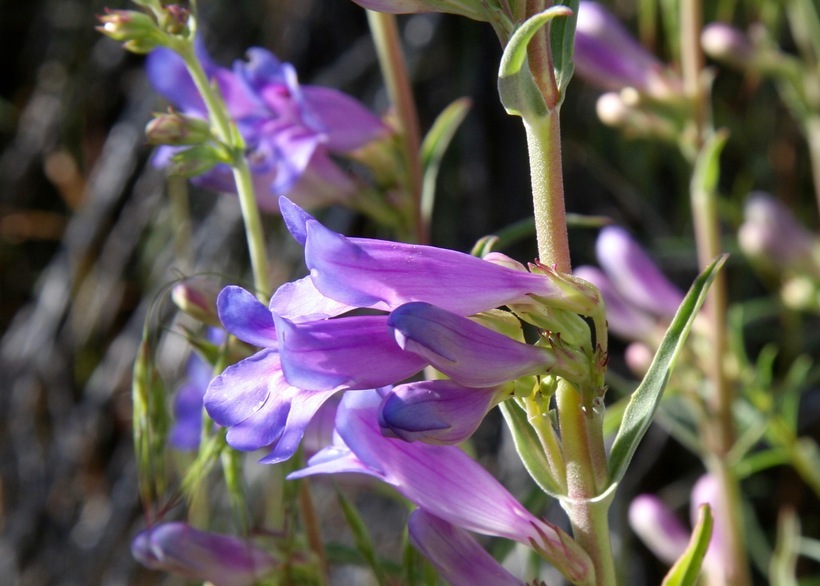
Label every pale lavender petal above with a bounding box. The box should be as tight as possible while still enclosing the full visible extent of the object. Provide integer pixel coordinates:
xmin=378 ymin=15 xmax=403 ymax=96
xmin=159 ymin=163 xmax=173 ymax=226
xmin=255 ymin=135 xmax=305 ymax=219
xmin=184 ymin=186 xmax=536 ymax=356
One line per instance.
xmin=274 ymin=314 xmax=426 ymax=391
xmin=739 ymin=192 xmax=816 ymax=268
xmin=628 ymin=494 xmax=690 ymax=564
xmin=278 ymin=196 xmax=558 ymax=315
xmin=379 ymin=380 xmax=504 ymax=444
xmin=408 ymin=510 xmax=525 ymax=586
xmin=596 ymin=226 xmax=684 ymax=319
xmin=217 ymin=286 xmax=277 ymax=347
xmin=573 ymin=266 xmax=656 ymax=340
xmin=204 ymin=349 xmax=277 ymax=427
xmin=132 ymin=522 xmax=277 ymax=586
xmin=388 ymin=302 xmax=553 ymax=387
xmin=269 ymin=276 xmax=353 ymax=322
xmin=301 ymin=86 xmax=384 ymax=151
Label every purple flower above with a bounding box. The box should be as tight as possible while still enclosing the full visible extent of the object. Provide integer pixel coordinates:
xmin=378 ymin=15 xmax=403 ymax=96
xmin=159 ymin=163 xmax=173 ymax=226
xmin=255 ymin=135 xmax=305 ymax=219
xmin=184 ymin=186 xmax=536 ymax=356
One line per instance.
xmin=132 ymin=522 xmax=278 ymax=586
xmin=289 ymin=390 xmax=593 ymax=584
xmin=408 ymin=510 xmax=525 ymax=586
xmin=205 ymin=197 xmax=588 ymax=459
xmin=169 ymin=352 xmax=212 ymax=451
xmin=575 ymin=2 xmax=681 ymax=97
xmin=146 ymin=42 xmax=385 ymax=211
xmin=574 ymin=226 xmax=684 ymax=342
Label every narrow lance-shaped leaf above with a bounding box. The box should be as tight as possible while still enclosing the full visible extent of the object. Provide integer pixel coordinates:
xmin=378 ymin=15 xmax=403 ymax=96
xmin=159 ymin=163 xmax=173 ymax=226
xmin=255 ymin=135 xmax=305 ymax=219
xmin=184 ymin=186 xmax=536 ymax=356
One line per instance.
xmin=607 ymin=255 xmax=727 ymax=485
xmin=497 ymin=6 xmax=572 ymax=117
xmin=420 ymin=97 xmax=471 ymax=231
xmin=661 ymin=504 xmax=714 ymax=586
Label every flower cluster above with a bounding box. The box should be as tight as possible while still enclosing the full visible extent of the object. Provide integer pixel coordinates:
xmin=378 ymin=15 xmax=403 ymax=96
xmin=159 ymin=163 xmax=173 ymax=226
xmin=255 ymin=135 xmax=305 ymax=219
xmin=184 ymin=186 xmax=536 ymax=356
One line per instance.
xmin=204 ymin=196 xmax=602 ymax=462
xmin=146 ymin=42 xmax=385 ymax=211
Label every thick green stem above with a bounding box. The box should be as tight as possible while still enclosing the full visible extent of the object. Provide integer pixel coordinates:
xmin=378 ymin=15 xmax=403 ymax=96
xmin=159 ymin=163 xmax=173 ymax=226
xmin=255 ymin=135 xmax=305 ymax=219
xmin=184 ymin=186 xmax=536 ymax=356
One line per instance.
xmin=177 ymin=43 xmax=270 ymax=299
xmin=366 ymin=11 xmax=426 ymax=244
xmin=556 ymin=380 xmax=616 ymax=586
xmin=523 ymin=111 xmax=570 ymax=271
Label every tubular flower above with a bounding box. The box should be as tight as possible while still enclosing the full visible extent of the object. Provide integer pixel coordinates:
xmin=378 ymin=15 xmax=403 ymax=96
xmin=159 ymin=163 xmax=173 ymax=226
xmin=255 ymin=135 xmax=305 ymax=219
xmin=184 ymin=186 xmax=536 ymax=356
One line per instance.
xmin=289 ymin=390 xmax=594 ymax=585
xmin=132 ymin=522 xmax=278 ymax=586
xmin=146 ymin=41 xmax=385 ymax=211
xmin=204 ymin=196 xmax=599 ymax=459
xmin=575 ymin=2 xmax=682 ymax=98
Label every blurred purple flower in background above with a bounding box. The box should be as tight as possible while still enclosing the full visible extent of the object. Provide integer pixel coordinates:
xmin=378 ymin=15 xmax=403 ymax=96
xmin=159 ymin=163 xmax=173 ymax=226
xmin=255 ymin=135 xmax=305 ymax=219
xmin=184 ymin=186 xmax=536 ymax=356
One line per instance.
xmin=169 ymin=350 xmax=213 ymax=451
xmin=575 ymin=2 xmax=681 ymax=97
xmin=205 ymin=196 xmax=584 ymax=460
xmin=289 ymin=390 xmax=593 ymax=584
xmin=146 ymin=42 xmax=385 ymax=211
xmin=132 ymin=522 xmax=278 ymax=586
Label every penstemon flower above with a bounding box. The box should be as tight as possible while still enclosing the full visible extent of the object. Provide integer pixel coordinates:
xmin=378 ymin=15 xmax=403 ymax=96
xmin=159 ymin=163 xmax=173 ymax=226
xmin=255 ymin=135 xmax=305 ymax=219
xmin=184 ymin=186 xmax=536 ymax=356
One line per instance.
xmin=146 ymin=41 xmax=386 ymax=211
xmin=204 ymin=196 xmax=601 ymax=461
xmin=132 ymin=522 xmax=278 ymax=586
xmin=289 ymin=389 xmax=594 ymax=584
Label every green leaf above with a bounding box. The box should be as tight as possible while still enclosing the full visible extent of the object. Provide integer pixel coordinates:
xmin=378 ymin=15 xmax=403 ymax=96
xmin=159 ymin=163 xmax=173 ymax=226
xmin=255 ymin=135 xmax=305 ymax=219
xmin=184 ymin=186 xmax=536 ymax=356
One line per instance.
xmin=337 ymin=490 xmax=389 ymax=586
xmin=550 ymin=0 xmax=579 ymax=96
xmin=497 ymin=6 xmax=572 ymax=117
xmin=662 ymin=504 xmax=713 ymax=586
xmin=499 ymin=400 xmax=563 ymax=497
xmin=420 ymin=97 xmax=471 ymax=230
xmin=607 ymin=255 xmax=727 ymax=485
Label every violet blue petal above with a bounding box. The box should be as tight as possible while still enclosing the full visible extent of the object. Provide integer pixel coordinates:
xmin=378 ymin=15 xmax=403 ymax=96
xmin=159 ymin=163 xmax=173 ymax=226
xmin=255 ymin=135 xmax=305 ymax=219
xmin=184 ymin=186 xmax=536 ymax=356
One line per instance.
xmin=379 ymin=380 xmax=504 ymax=444
xmin=274 ymin=314 xmax=426 ymax=391
xmin=301 ymin=86 xmax=385 ymax=151
xmin=217 ymin=286 xmax=277 ymax=347
xmin=408 ymin=510 xmax=525 ymax=586
xmin=132 ymin=522 xmax=277 ymax=586
xmin=204 ymin=349 xmax=278 ymax=428
xmin=169 ymin=353 xmax=213 ymax=450
xmin=388 ymin=302 xmax=553 ymax=387
xmin=278 ymin=197 xmax=558 ymax=314
xmin=145 ymin=47 xmax=207 ymax=115
xmin=596 ymin=226 xmax=684 ymax=319
xmin=269 ymin=276 xmax=354 ymax=322
xmin=573 ymin=266 xmax=656 ymax=341
xmin=293 ymin=391 xmax=554 ymax=544
xmin=628 ymin=494 xmax=690 ymax=565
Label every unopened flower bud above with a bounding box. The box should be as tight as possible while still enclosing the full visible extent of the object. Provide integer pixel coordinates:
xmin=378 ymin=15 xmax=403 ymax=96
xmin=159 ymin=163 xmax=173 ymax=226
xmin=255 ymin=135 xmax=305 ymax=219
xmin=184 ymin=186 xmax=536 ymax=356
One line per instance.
xmin=146 ymin=111 xmax=212 ymax=146
xmin=160 ymin=5 xmax=191 ymax=36
xmin=172 ymin=278 xmax=222 ymax=326
xmin=96 ymin=9 xmax=165 ymax=54
xmin=701 ymin=23 xmax=755 ymax=68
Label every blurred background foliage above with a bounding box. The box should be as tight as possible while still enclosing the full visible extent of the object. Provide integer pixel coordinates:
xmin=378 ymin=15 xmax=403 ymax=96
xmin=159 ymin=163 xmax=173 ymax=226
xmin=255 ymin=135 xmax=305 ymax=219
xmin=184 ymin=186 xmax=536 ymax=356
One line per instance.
xmin=0 ymin=0 xmax=818 ymax=584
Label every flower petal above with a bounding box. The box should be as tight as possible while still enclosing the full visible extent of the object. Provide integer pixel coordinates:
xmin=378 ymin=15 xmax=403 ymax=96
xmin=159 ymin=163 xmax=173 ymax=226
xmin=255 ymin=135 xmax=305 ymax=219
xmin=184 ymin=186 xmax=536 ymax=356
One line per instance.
xmin=379 ymin=380 xmax=505 ymax=444
xmin=274 ymin=314 xmax=426 ymax=391
xmin=278 ymin=196 xmax=559 ymax=314
xmin=301 ymin=86 xmax=385 ymax=152
xmin=217 ymin=286 xmax=278 ymax=347
xmin=269 ymin=276 xmax=353 ymax=322
xmin=408 ymin=510 xmax=524 ymax=586
xmin=204 ymin=349 xmax=278 ymax=427
xmin=388 ymin=302 xmax=554 ymax=387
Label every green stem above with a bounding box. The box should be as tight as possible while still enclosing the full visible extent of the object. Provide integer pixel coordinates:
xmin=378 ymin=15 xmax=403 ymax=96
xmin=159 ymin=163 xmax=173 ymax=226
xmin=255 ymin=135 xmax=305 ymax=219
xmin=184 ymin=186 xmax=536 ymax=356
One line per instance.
xmin=366 ymin=11 xmax=426 ymax=244
xmin=523 ymin=111 xmax=570 ymax=271
xmin=556 ymin=380 xmax=616 ymax=586
xmin=177 ymin=43 xmax=270 ymax=299
xmin=681 ymin=2 xmax=750 ymax=584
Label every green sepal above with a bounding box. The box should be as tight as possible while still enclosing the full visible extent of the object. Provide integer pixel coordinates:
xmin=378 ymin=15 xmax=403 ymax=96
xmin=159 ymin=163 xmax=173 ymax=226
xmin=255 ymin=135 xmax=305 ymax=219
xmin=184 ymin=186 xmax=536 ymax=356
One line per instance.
xmin=497 ymin=6 xmax=572 ymax=118
xmin=550 ymin=1 xmax=579 ymax=96
xmin=499 ymin=399 xmax=564 ymax=497
xmin=420 ymin=97 xmax=471 ymax=231
xmin=607 ymin=255 xmax=727 ymax=486
xmin=661 ymin=504 xmax=714 ymax=586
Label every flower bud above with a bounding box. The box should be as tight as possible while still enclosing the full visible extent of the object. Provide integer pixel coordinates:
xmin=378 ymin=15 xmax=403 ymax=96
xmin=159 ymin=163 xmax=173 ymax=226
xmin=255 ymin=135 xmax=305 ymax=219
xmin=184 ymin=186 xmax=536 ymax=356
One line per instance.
xmin=171 ymin=278 xmax=222 ymax=327
xmin=701 ymin=23 xmax=755 ymax=68
xmin=146 ymin=111 xmax=212 ymax=146
xmin=168 ymin=144 xmax=230 ymax=178
xmin=96 ymin=9 xmax=165 ymax=54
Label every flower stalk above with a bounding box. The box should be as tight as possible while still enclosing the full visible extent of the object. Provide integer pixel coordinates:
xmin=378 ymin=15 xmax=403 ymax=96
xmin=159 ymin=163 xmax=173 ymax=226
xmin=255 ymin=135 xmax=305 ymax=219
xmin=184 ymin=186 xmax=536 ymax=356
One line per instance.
xmin=366 ymin=10 xmax=426 ymax=243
